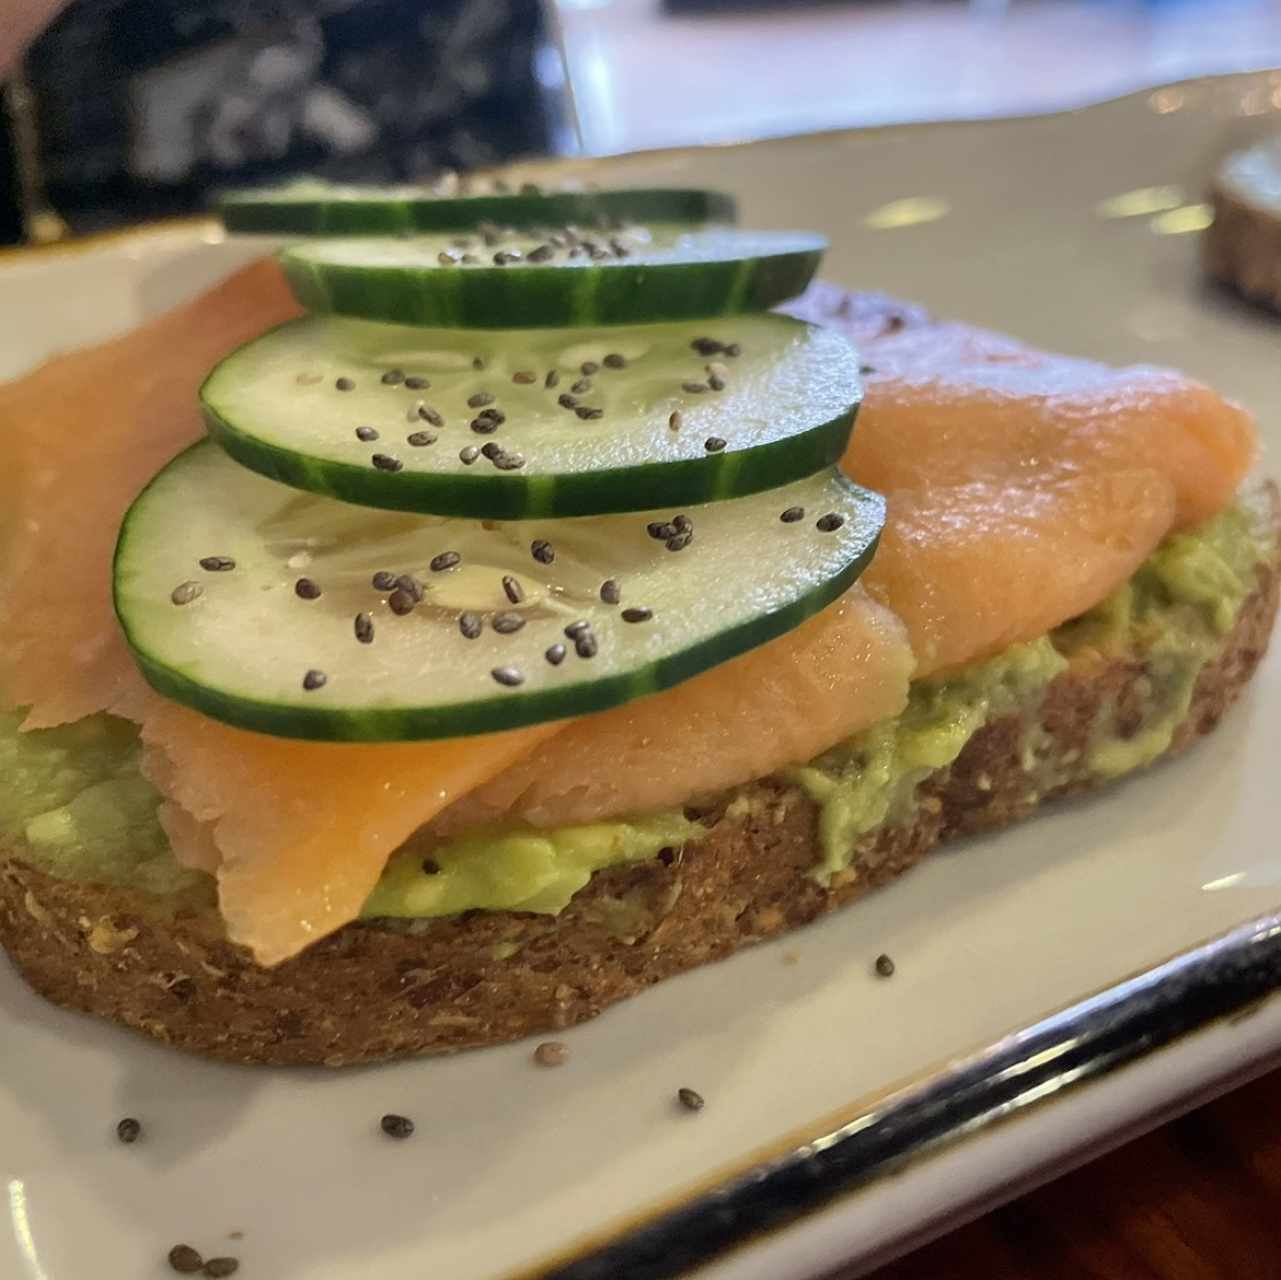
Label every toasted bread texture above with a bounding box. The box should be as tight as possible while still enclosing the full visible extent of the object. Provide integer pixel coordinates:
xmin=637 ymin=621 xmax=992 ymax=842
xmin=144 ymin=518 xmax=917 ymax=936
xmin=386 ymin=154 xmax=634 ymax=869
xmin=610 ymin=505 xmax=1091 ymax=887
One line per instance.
xmin=2 ymin=485 xmax=1276 ymax=1066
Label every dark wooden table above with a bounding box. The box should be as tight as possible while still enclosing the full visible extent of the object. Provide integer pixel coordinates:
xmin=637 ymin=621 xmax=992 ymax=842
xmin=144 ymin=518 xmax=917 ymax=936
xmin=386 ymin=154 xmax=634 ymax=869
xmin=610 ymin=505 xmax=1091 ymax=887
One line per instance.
xmin=850 ymin=1068 xmax=1281 ymax=1279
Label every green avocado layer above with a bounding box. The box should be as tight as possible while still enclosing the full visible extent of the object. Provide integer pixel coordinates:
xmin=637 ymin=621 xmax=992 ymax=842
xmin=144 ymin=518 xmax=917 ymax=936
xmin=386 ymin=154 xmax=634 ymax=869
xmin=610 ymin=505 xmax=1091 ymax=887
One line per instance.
xmin=1 ymin=495 xmax=1273 ymax=919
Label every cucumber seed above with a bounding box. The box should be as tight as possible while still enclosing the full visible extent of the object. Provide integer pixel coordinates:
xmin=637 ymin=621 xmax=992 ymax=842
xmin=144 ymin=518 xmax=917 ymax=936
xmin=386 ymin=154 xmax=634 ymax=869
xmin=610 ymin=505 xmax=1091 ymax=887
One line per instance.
xmin=502 ymin=575 xmax=525 ymax=604
xmin=199 ymin=556 xmax=235 ymax=572
xmin=599 ymin=579 xmax=621 ymax=605
xmin=622 ymin=607 xmax=653 ymax=623
xmin=171 ymin=581 xmax=203 ymax=606
xmin=492 ymin=612 xmax=525 ymax=634
xmin=295 ymin=577 xmax=322 ymax=600
xmin=704 ymin=436 xmax=727 ymax=453
xmin=335 ymin=376 xmax=355 ymax=391
xmin=545 ymin=643 xmax=566 ymax=665
xmin=372 ymin=453 xmax=403 ymax=472
xmin=355 ymin=426 xmax=380 ymax=442
xmin=430 ymin=551 xmax=461 ymax=572
xmin=491 ymin=665 xmax=525 ymax=687
xmin=531 ymin=539 xmax=555 ymax=565
xmin=302 ymin=669 xmax=327 ymax=691
xmin=816 ymin=513 xmax=845 ymax=532
xmin=459 ymin=611 xmax=483 ymax=639
xmin=780 ymin=506 xmax=805 ymax=523
xmin=354 ymin=612 xmax=375 ymax=644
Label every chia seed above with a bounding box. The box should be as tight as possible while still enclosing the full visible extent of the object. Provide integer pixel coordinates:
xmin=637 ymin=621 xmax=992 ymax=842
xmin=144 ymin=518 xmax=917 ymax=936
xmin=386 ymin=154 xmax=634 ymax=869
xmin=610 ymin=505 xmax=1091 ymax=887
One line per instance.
xmin=574 ymin=631 xmax=598 ymax=659
xmin=580 ymin=361 xmax=599 ymax=376
xmin=491 ymin=665 xmax=525 ymax=687
xmin=558 ymin=393 xmax=579 ymax=409
xmin=707 ymin=374 xmax=726 ymax=392
xmin=302 ymin=669 xmax=327 ymax=691
xmin=355 ymin=426 xmax=380 ymax=442
xmin=668 ymin=411 xmax=682 ymax=432
xmin=372 ymin=570 xmax=397 ymax=591
xmin=395 ymin=574 xmax=424 ymax=602
xmin=388 ymin=589 xmax=416 ymax=616
xmin=459 ymin=445 xmax=481 ymax=464
xmin=295 ymin=577 xmax=321 ymax=600
xmin=430 ymin=551 xmax=461 ymax=572
xmin=677 ymin=1087 xmax=705 ymax=1112
xmin=512 ymin=370 xmax=537 ymax=384
xmin=354 ymin=613 xmax=375 ymax=644
xmin=544 ymin=369 xmax=560 ymax=389
xmin=116 ymin=1117 xmax=142 ymax=1144
xmin=381 ymin=1113 xmax=415 ymax=1139
xmin=335 ymin=377 xmax=355 ymax=391
xmin=666 ymin=532 xmax=692 ymax=552
xmin=875 ymin=953 xmax=896 ymax=978
xmin=467 ymin=391 xmax=495 ymax=408
xmin=816 ymin=513 xmax=845 ymax=532
xmin=492 ymin=612 xmax=525 ymax=634
xmin=544 ymin=643 xmax=566 ymax=666
xmin=531 ymin=539 xmax=555 ymax=565
xmin=647 ymin=521 xmax=676 ymax=540
xmin=407 ymin=431 xmax=436 ymax=447
xmin=780 ymin=506 xmax=805 ymax=523
xmin=381 ymin=369 xmax=405 ymax=385
xmin=204 ymin=1260 xmax=240 ymax=1278
xmin=575 ymin=406 xmax=603 ymax=420
xmin=199 ymin=556 xmax=235 ymax=572
xmin=571 ymin=378 xmax=592 ymax=394
xmin=471 ymin=416 xmax=500 ymax=434
xmin=682 ymin=381 xmax=708 ymax=394
xmin=480 ymin=442 xmax=503 ymax=460
xmin=704 ymin=436 xmax=727 ymax=452
xmin=599 ymin=579 xmax=621 ymax=605
xmin=603 ymin=353 xmax=626 ymax=369
xmin=502 ymin=575 xmax=525 ymax=604
xmin=564 ymin=620 xmax=591 ymax=638
xmin=372 ymin=453 xmax=403 ymax=473
xmin=459 ymin=611 xmax=483 ymax=639
xmin=404 ymin=375 xmax=429 ymax=390
xmin=691 ymin=337 xmax=723 ymax=356
xmin=534 ymin=1041 xmax=569 ymax=1067
xmin=167 ymin=1244 xmax=204 ymax=1274
xmin=526 ymin=244 xmax=555 ymax=263
xmin=622 ymin=607 xmax=652 ymax=623
xmin=417 ymin=405 xmax=445 ymax=427
xmin=170 ymin=581 xmax=203 ymax=606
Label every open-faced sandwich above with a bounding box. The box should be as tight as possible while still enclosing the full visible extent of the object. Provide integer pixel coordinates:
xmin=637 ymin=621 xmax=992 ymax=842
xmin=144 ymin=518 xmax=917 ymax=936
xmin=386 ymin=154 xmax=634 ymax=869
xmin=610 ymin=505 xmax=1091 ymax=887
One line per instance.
xmin=1 ymin=183 xmax=1276 ymax=1065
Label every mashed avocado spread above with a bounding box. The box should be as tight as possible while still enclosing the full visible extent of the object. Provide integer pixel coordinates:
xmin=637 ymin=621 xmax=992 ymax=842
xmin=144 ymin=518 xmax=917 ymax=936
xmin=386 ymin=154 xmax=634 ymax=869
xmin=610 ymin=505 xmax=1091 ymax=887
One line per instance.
xmin=1 ymin=497 xmax=1273 ymax=918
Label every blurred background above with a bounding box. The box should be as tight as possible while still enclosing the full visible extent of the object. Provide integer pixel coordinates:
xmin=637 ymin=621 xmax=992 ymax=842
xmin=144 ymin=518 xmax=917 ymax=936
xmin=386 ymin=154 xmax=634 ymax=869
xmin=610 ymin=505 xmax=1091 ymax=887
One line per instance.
xmin=4 ymin=0 xmax=1281 ymax=244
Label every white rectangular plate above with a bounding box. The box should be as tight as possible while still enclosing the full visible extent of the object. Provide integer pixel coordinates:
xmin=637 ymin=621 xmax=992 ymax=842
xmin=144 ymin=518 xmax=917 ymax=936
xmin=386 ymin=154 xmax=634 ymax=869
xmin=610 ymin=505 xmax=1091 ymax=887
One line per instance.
xmin=1 ymin=71 xmax=1279 ymax=1280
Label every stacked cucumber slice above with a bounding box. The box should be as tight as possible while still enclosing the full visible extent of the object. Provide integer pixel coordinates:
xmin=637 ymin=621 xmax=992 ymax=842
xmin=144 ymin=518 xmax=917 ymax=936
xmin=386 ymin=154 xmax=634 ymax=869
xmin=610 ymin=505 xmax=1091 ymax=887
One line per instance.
xmin=115 ymin=183 xmax=884 ymax=741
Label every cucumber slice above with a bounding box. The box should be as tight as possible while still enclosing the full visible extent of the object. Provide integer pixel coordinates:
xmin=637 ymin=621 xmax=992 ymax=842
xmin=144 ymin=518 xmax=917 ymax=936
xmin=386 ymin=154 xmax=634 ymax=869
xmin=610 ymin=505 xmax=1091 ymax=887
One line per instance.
xmin=280 ymin=228 xmax=825 ymax=329
xmin=114 ymin=443 xmax=884 ymax=742
xmin=201 ymin=313 xmax=861 ymax=519
xmin=219 ymin=180 xmax=737 ymax=235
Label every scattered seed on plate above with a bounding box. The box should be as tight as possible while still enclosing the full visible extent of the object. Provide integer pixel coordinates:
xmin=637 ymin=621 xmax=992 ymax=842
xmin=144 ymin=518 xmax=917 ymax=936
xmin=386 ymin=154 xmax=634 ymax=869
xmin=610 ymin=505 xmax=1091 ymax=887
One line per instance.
xmin=381 ymin=368 xmax=405 ymax=385
xmin=467 ymin=391 xmax=495 ymax=408
xmin=603 ymin=353 xmax=626 ymax=369
xmin=171 ymin=581 xmax=203 ymax=606
xmin=622 ymin=606 xmax=652 ymax=623
xmin=599 ymin=579 xmax=621 ymax=605
xmin=531 ymin=538 xmax=555 ymax=565
xmin=355 ymin=426 xmax=380 ymax=442
xmin=780 ymin=506 xmax=805 ymax=523
xmin=380 ymin=1113 xmax=415 ymax=1139
xmin=116 ymin=1117 xmax=142 ymax=1144
xmin=459 ymin=445 xmax=481 ymax=465
xmin=502 ymin=575 xmax=525 ymax=604
xmin=431 ymin=551 xmax=461 ymax=572
xmin=668 ymin=410 xmax=682 ymax=432
xmin=875 ymin=953 xmax=896 ymax=978
xmin=204 ymin=1259 xmax=240 ymax=1278
xmin=492 ymin=611 xmax=525 ymax=634
xmin=816 ymin=513 xmax=845 ymax=532
xmin=704 ymin=436 xmax=727 ymax=453
xmin=491 ymin=665 xmax=525 ymax=687
xmin=388 ymin=589 xmax=416 ymax=616
xmin=544 ymin=369 xmax=560 ymax=389
xmin=682 ymin=381 xmax=708 ymax=394
xmin=167 ymin=1244 xmax=205 ymax=1274
xmin=302 ymin=669 xmax=327 ymax=691
xmin=677 ymin=1087 xmax=705 ymax=1112
xmin=335 ymin=376 xmax=355 ymax=391
xmin=354 ymin=612 xmax=375 ymax=644
xmin=372 ymin=453 xmax=403 ymax=473
xmin=545 ymin=643 xmax=566 ymax=666
xmin=199 ymin=556 xmax=235 ymax=572
xmin=404 ymin=375 xmax=429 ymax=390
xmin=580 ymin=360 xmax=599 ymax=376
xmin=534 ymin=1041 xmax=569 ymax=1067
xmin=512 ymin=370 xmax=537 ymax=384
xmin=407 ymin=431 xmax=436 ymax=447
xmin=459 ymin=611 xmax=483 ymax=639
xmin=295 ymin=577 xmax=322 ymax=600
xmin=574 ymin=631 xmax=598 ymax=659
xmin=575 ymin=406 xmax=603 ymax=420
xmin=372 ymin=570 xmax=397 ymax=591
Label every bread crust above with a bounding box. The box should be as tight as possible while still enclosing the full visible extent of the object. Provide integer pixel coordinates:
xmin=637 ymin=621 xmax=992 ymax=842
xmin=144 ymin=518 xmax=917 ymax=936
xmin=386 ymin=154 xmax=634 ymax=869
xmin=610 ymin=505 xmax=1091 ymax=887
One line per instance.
xmin=1206 ymin=174 xmax=1281 ymax=312
xmin=2 ymin=487 xmax=1276 ymax=1066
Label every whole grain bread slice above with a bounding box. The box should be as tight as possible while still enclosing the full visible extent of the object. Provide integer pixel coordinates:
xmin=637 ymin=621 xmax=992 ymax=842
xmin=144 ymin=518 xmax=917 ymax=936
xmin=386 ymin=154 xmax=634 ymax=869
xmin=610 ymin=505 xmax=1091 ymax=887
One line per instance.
xmin=2 ymin=487 xmax=1276 ymax=1066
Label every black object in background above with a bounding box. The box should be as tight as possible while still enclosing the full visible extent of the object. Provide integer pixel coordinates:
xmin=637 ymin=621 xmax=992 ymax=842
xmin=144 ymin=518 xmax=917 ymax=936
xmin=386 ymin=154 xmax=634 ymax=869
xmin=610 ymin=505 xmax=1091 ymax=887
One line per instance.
xmin=1 ymin=0 xmax=557 ymax=243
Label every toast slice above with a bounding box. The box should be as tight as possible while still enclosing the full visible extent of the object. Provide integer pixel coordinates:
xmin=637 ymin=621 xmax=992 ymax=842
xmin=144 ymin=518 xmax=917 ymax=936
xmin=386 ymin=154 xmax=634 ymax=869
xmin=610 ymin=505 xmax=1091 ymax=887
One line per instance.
xmin=2 ymin=483 xmax=1275 ymax=1065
